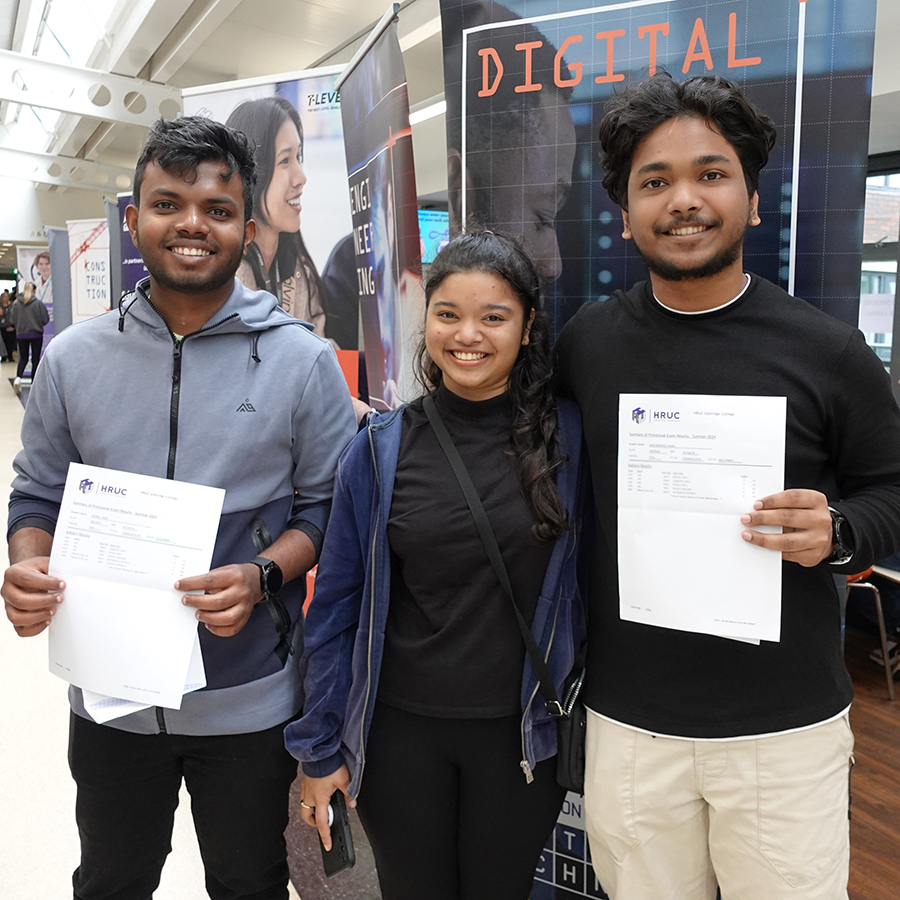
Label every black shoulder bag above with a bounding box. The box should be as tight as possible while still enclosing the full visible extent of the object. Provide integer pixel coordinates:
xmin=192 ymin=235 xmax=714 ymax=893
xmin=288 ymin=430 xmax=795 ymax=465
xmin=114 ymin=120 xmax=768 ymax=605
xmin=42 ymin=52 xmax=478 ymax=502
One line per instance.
xmin=423 ymin=394 xmax=585 ymax=792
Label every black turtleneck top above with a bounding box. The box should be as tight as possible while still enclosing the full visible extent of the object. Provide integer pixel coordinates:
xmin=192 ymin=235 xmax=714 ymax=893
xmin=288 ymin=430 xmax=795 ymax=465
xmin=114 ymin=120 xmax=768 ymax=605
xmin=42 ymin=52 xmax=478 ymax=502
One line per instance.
xmin=377 ymin=384 xmax=553 ymax=718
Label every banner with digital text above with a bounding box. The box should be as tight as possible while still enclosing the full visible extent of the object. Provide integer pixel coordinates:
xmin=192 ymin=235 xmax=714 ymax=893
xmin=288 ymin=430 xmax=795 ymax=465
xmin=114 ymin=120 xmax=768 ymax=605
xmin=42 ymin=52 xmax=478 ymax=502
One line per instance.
xmin=338 ymin=9 xmax=424 ymax=409
xmin=441 ymin=0 xmax=878 ymax=335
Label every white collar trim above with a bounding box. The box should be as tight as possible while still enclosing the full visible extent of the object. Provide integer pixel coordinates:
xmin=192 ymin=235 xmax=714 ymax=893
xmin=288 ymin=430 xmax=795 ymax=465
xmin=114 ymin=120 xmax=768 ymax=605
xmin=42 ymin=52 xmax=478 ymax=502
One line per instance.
xmin=654 ymin=273 xmax=752 ymax=316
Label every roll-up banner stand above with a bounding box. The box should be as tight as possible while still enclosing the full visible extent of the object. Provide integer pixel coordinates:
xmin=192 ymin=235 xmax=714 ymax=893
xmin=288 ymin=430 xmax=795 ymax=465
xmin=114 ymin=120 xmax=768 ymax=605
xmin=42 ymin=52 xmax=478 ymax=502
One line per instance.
xmin=336 ymin=3 xmax=424 ymax=409
xmin=66 ymin=219 xmax=110 ymax=325
xmin=116 ymin=193 xmax=147 ymax=299
xmin=46 ymin=228 xmax=70 ymax=335
xmin=15 ymin=244 xmax=54 ymax=354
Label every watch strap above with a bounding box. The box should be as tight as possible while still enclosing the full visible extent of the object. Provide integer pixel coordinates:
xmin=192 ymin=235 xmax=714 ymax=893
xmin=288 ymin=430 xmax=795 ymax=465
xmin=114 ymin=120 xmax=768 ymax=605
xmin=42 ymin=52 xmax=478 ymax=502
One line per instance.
xmin=247 ymin=517 xmax=293 ymax=665
xmin=826 ymin=506 xmax=853 ymax=566
xmin=249 ymin=555 xmax=281 ymax=595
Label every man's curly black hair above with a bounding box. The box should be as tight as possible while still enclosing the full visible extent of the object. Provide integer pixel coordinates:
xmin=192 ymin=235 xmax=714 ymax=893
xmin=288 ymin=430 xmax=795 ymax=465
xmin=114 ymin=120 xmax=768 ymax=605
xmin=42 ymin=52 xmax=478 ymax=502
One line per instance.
xmin=598 ymin=72 xmax=777 ymax=209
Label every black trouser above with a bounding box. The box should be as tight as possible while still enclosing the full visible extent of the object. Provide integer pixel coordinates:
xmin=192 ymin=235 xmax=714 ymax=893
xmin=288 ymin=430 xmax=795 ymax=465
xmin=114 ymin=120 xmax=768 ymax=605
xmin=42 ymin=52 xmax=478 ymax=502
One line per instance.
xmin=68 ymin=712 xmax=299 ymax=900
xmin=1 ymin=327 xmax=15 ymax=359
xmin=16 ymin=336 xmax=43 ymax=378
xmin=357 ymin=702 xmax=566 ymax=900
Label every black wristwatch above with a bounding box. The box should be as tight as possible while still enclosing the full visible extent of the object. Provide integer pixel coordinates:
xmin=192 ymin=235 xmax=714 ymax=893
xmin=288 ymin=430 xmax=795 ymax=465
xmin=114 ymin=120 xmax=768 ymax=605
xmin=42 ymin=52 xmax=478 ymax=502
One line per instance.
xmin=826 ymin=507 xmax=854 ymax=566
xmin=248 ymin=556 xmax=284 ymax=598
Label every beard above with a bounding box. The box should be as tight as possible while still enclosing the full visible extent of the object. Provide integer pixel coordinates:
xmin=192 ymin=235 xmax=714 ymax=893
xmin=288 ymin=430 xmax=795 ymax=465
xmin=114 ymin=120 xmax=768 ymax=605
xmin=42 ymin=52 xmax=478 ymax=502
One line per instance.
xmin=134 ymin=229 xmax=245 ymax=296
xmin=633 ymin=222 xmax=749 ymax=283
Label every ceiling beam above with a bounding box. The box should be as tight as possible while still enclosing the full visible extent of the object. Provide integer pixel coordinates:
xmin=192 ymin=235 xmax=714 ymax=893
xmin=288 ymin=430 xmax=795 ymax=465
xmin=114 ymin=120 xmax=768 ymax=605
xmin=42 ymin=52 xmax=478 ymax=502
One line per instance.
xmin=50 ymin=1 xmax=236 ymax=164
xmin=398 ymin=0 xmax=441 ymax=52
xmin=0 ymin=48 xmax=182 ymax=127
xmin=309 ymin=0 xmax=440 ymax=68
xmin=0 ymin=145 xmax=134 ymax=192
xmin=97 ymin=0 xmax=192 ymax=78
xmin=149 ymin=0 xmax=244 ymax=83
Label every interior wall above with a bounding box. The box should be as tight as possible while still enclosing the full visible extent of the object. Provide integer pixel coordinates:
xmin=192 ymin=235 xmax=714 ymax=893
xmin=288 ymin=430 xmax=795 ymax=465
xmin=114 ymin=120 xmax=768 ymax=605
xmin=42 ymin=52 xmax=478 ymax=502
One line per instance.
xmin=0 ymin=176 xmax=108 ymax=242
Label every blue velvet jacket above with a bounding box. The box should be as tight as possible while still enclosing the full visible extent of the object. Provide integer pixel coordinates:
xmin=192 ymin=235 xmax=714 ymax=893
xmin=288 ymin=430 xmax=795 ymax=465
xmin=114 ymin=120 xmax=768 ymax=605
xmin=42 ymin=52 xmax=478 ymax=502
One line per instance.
xmin=285 ymin=397 xmax=587 ymax=796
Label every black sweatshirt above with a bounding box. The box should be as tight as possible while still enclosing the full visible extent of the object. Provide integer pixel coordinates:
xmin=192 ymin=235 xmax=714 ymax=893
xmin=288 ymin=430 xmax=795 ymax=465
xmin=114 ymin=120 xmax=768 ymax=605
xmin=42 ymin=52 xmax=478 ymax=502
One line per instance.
xmin=556 ymin=275 xmax=900 ymax=737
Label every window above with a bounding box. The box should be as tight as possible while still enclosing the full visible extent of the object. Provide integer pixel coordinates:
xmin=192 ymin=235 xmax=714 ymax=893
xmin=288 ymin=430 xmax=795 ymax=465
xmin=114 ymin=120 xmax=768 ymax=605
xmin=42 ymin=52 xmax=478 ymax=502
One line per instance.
xmin=11 ymin=0 xmax=120 ymax=143
xmin=861 ymin=174 xmax=900 ymax=373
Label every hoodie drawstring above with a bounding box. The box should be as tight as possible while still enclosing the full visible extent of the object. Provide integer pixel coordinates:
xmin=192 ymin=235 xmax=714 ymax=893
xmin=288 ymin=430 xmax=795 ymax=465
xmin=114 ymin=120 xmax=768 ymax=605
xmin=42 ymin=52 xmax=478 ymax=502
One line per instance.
xmin=117 ymin=291 xmax=140 ymax=332
xmin=250 ymin=333 xmax=261 ymax=364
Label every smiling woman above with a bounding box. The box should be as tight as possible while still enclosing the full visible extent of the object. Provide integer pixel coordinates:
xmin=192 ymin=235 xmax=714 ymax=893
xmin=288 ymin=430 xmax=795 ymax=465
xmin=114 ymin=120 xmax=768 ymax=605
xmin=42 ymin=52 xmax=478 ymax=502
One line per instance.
xmin=424 ymin=268 xmax=533 ymax=402
xmin=286 ymin=231 xmax=587 ymax=900
xmin=226 ymin=97 xmax=329 ymax=337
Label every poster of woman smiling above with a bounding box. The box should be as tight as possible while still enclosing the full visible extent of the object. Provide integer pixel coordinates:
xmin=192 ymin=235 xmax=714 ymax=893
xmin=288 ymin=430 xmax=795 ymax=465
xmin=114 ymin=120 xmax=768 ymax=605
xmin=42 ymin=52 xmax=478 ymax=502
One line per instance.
xmin=183 ymin=69 xmax=356 ymax=348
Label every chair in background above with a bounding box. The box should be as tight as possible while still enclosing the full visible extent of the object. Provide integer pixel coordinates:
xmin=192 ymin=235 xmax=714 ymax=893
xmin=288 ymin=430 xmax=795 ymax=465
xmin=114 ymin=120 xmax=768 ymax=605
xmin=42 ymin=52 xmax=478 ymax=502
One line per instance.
xmin=847 ymin=566 xmax=900 ymax=700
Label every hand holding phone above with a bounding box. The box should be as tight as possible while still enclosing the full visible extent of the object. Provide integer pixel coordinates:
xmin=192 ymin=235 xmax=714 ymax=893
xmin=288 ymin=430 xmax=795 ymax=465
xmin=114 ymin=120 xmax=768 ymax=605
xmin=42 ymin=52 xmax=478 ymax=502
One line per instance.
xmin=319 ymin=790 xmax=356 ymax=876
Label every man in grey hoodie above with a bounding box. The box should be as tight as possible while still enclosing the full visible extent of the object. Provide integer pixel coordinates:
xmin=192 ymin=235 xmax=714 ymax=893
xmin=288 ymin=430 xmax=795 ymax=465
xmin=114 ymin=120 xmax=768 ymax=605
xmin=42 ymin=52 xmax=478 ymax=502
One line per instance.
xmin=1 ymin=117 xmax=357 ymax=900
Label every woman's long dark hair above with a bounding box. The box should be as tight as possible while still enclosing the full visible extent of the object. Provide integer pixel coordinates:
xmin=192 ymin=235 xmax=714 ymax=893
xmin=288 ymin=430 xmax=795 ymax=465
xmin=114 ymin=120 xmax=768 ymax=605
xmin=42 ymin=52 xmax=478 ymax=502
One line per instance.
xmin=226 ymin=97 xmax=327 ymax=306
xmin=415 ymin=231 xmax=568 ymax=543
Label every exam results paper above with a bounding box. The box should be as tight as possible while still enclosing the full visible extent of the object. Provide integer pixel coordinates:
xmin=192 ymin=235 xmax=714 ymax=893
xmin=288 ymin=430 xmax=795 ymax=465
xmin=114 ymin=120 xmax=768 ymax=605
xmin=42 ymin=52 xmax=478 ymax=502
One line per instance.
xmin=48 ymin=463 xmax=224 ymax=708
xmin=617 ymin=394 xmax=786 ymax=642
xmin=81 ymin=635 xmax=207 ymax=724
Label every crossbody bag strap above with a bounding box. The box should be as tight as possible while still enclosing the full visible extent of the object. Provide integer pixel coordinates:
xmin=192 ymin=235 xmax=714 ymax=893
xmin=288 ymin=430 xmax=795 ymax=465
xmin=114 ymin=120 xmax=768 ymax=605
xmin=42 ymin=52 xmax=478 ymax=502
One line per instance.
xmin=422 ymin=394 xmax=565 ymax=717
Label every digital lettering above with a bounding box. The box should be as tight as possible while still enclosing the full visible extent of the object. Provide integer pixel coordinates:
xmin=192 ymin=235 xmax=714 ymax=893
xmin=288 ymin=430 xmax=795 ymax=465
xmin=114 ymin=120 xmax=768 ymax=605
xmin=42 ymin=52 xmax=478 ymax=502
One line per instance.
xmin=728 ymin=12 xmax=762 ymax=68
xmin=683 ymin=18 xmax=714 ymax=73
xmin=638 ymin=22 xmax=669 ymax=75
xmin=555 ymin=35 xmax=583 ymax=88
xmin=514 ymin=40 xmax=544 ymax=93
xmin=349 ymin=178 xmax=370 ymax=215
xmin=353 ymin=223 xmax=373 ymax=256
xmin=478 ymin=47 xmax=503 ymax=97
xmin=356 ymin=266 xmax=375 ymax=296
xmin=470 ymin=11 xmax=763 ymax=99
xmin=594 ymin=29 xmax=626 ymax=84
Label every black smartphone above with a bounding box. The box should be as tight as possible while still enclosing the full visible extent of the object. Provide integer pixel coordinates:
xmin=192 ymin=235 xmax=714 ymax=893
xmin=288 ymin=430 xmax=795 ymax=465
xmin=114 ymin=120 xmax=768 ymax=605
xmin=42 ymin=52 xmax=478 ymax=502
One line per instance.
xmin=319 ymin=790 xmax=356 ymax=877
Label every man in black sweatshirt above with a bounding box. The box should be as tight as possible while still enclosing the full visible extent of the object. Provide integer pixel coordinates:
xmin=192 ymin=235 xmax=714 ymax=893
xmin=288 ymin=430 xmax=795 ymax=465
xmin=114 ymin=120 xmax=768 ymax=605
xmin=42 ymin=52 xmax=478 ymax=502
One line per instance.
xmin=556 ymin=73 xmax=900 ymax=900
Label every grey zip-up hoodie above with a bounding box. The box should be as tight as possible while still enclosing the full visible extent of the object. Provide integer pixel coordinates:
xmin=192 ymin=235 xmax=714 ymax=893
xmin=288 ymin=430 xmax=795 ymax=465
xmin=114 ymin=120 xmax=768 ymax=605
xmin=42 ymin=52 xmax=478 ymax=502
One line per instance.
xmin=9 ymin=276 xmax=357 ymax=735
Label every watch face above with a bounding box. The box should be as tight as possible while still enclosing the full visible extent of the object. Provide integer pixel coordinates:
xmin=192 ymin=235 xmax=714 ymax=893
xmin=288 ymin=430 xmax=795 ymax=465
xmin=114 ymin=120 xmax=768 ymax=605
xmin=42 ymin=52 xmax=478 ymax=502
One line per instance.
xmin=263 ymin=561 xmax=284 ymax=595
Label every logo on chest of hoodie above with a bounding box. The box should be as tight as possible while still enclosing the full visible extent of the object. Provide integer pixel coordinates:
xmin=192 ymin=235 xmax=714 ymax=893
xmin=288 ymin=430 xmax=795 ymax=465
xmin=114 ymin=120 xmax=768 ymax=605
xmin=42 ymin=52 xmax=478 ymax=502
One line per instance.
xmin=236 ymin=399 xmax=257 ymax=413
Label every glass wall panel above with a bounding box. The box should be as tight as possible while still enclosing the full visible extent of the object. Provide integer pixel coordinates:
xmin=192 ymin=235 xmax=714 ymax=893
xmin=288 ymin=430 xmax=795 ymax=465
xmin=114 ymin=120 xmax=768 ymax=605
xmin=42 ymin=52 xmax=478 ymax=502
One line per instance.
xmin=861 ymin=174 xmax=900 ymax=374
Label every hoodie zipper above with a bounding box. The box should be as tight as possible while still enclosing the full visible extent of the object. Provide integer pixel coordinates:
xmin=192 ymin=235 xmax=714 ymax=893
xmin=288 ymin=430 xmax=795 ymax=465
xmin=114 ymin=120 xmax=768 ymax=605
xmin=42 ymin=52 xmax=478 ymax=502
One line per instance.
xmin=167 ymin=338 xmax=183 ymax=479
xmin=133 ymin=290 xmax=238 ymax=478
xmin=164 ymin=313 xmax=239 ymax=478
xmin=519 ymin=511 xmax=579 ymax=781
xmin=520 ymin=603 xmax=560 ymax=783
xmin=128 ymin=289 xmax=238 ymax=732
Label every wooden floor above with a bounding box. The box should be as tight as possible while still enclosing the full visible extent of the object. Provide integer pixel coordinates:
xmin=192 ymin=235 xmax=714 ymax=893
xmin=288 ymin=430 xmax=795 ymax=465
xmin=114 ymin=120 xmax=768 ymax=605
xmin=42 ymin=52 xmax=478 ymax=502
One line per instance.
xmin=845 ymin=626 xmax=900 ymax=900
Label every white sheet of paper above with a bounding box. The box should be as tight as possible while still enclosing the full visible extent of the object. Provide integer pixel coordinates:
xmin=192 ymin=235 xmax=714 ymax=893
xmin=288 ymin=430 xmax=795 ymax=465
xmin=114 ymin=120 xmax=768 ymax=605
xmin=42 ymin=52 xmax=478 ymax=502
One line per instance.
xmin=618 ymin=394 xmax=785 ymax=642
xmin=48 ymin=464 xmax=224 ymax=707
xmin=82 ymin=635 xmax=207 ymax=724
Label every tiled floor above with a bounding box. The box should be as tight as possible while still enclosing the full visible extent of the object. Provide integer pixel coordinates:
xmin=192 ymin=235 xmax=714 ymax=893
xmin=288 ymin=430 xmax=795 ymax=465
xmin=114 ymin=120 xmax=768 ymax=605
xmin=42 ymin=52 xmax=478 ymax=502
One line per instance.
xmin=0 ymin=358 xmax=301 ymax=899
